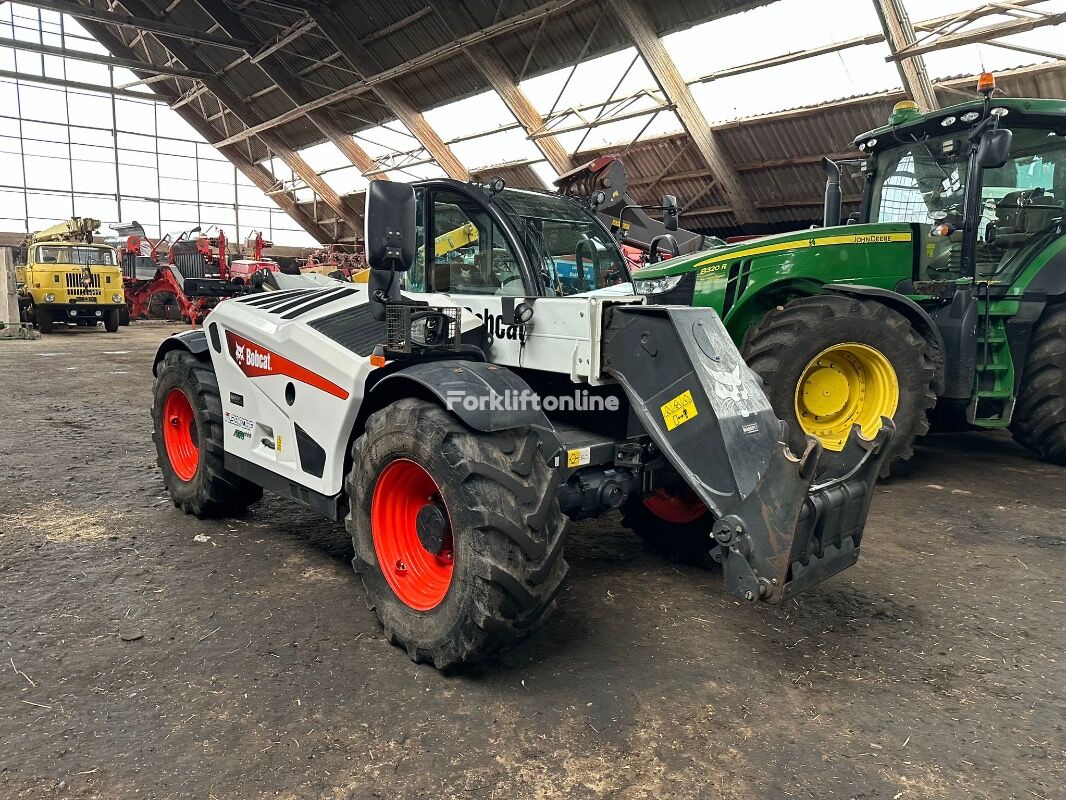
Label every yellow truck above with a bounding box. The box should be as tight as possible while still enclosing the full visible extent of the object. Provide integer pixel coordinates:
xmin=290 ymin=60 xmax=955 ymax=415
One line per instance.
xmin=17 ymin=218 xmax=125 ymax=333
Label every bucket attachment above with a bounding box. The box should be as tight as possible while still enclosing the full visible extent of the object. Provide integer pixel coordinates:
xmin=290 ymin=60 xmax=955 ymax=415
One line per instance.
xmin=602 ymin=305 xmax=891 ymax=603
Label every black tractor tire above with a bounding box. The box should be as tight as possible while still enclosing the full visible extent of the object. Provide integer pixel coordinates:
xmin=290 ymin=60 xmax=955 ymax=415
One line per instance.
xmin=620 ymin=491 xmax=716 ymax=568
xmin=347 ymin=398 xmax=567 ymax=669
xmin=152 ymin=350 xmax=263 ymax=517
xmin=741 ymin=294 xmax=938 ymax=478
xmin=120 ymin=305 xmax=131 ymax=326
xmin=104 ymin=308 xmax=121 ymax=332
xmin=1011 ymin=304 xmax=1066 ymax=464
xmin=36 ymin=307 xmax=53 ymax=334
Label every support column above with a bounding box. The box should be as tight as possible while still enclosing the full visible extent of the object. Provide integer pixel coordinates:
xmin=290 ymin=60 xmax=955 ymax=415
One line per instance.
xmin=873 ymin=0 xmax=939 ymax=110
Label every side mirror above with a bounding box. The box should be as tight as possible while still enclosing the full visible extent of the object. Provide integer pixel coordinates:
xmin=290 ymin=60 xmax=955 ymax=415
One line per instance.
xmin=978 ymin=128 xmax=1013 ymax=170
xmin=662 ymin=194 xmax=679 ymax=232
xmin=365 ymin=181 xmax=417 ymax=321
xmin=365 ymin=181 xmax=416 ymax=271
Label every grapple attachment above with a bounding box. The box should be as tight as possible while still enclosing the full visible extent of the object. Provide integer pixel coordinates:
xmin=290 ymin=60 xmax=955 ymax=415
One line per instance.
xmin=602 ymin=305 xmax=891 ymax=603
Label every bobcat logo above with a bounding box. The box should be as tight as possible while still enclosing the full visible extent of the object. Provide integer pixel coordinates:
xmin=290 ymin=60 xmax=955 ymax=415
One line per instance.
xmin=713 ymin=361 xmax=749 ymax=405
xmin=234 ymin=343 xmax=245 ymax=364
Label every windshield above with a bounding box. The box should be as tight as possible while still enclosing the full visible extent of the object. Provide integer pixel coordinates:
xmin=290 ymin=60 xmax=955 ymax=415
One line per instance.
xmin=870 ymin=127 xmax=1066 ymax=279
xmin=496 ymin=188 xmax=628 ymax=296
xmin=34 ymin=245 xmax=117 ymax=267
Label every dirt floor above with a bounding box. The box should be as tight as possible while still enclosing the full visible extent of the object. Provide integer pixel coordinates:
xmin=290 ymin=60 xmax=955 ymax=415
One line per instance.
xmin=0 ymin=322 xmax=1063 ymax=800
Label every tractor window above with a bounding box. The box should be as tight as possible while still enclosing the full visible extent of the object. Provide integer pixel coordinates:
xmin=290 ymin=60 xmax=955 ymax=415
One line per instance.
xmin=34 ymin=245 xmax=116 ymax=266
xmin=872 ymin=128 xmax=1066 ymax=280
xmin=427 ymin=190 xmax=524 ymax=296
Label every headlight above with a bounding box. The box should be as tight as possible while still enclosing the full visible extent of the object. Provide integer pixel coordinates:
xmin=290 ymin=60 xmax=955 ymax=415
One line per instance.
xmin=112 ymin=293 xmax=122 ymax=303
xmin=43 ymin=293 xmax=56 ymax=302
xmin=634 ymin=274 xmax=685 ymax=295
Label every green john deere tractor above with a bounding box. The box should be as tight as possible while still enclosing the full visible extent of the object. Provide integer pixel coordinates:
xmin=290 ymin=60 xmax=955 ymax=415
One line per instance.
xmin=618 ymin=77 xmax=1066 ymax=474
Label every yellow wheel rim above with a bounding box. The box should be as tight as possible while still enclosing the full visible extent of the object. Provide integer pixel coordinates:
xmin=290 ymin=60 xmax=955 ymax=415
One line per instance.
xmin=794 ymin=343 xmax=898 ymax=452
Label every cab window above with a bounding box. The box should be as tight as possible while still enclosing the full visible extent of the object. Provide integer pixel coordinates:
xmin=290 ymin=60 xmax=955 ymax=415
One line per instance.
xmin=427 ymin=190 xmax=524 ymax=295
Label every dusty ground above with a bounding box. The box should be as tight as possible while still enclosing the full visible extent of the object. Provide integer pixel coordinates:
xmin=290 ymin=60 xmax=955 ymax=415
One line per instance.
xmin=0 ymin=323 xmax=1063 ymax=800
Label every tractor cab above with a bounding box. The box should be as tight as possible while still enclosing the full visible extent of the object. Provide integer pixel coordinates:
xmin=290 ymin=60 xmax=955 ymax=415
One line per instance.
xmin=402 ymin=179 xmax=632 ymax=298
xmin=853 ymin=92 xmax=1066 ymax=289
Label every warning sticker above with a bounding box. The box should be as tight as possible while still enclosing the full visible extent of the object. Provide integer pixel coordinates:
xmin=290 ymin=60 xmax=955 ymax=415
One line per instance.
xmin=661 ymin=390 xmax=698 ymax=431
xmin=567 ymin=447 xmax=591 ymax=468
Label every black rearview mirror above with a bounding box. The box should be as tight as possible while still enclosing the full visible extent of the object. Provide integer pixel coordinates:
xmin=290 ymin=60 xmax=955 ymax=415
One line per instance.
xmin=365 ymin=181 xmax=416 ymax=271
xmin=662 ymin=194 xmax=679 ymax=232
xmin=978 ymin=128 xmax=1013 ymax=170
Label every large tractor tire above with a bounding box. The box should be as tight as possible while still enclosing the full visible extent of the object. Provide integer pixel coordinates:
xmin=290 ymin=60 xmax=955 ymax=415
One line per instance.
xmin=620 ymin=486 xmax=716 ymax=567
xmin=152 ymin=350 xmax=263 ymax=517
xmin=36 ymin=307 xmax=53 ymax=334
xmin=1011 ymin=304 xmax=1066 ymax=464
xmin=347 ymin=399 xmax=567 ymax=669
xmin=742 ymin=294 xmax=937 ymax=477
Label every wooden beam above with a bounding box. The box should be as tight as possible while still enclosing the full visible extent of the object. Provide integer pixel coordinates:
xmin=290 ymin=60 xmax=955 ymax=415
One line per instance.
xmin=309 ymin=8 xmax=471 ymax=181
xmin=614 ymin=0 xmax=761 ymax=230
xmin=467 ymin=43 xmax=572 ymax=175
xmin=873 ymin=0 xmax=938 ymax=110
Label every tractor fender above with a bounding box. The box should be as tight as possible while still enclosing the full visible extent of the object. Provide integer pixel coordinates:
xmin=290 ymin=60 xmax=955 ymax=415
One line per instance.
xmin=152 ymin=329 xmax=209 ymax=376
xmin=367 ymin=359 xmax=551 ymax=434
xmin=824 ymin=283 xmax=946 ymax=393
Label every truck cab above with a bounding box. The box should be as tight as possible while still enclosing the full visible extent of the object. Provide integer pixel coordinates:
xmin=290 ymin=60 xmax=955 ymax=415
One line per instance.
xmin=17 ymin=217 xmax=126 ymax=333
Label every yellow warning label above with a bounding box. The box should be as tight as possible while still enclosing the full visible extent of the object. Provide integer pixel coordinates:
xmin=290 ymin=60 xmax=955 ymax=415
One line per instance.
xmin=661 ymin=390 xmax=698 ymax=431
xmin=567 ymin=447 xmax=591 ymax=468
xmin=275 ymin=435 xmax=283 ymax=452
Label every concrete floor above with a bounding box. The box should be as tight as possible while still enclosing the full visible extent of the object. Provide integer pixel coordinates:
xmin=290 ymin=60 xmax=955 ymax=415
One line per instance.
xmin=0 ymin=323 xmax=1063 ymax=799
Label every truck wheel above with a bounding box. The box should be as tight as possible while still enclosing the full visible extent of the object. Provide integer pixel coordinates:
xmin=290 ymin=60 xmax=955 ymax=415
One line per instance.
xmin=742 ymin=294 xmax=937 ymax=477
xmin=620 ymin=487 xmax=716 ymax=567
xmin=152 ymin=350 xmax=263 ymax=517
xmin=347 ymin=398 xmax=567 ymax=669
xmin=104 ymin=308 xmax=120 ymax=332
xmin=1011 ymin=304 xmax=1066 ymax=464
xmin=36 ymin=307 xmax=53 ymax=334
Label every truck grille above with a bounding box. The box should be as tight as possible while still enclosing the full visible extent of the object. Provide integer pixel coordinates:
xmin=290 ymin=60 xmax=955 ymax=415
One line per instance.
xmin=66 ymin=271 xmax=101 ymax=297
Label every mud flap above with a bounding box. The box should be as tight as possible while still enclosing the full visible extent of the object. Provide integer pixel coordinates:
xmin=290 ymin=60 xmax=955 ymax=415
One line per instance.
xmin=602 ymin=305 xmax=892 ymax=603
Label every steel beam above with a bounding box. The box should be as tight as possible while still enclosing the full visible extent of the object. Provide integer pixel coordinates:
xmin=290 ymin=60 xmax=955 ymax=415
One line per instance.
xmin=0 ymin=36 xmax=216 ymax=81
xmin=74 ymin=19 xmax=334 ymax=242
xmin=873 ymin=0 xmax=938 ymax=110
xmin=0 ymin=67 xmax=167 ymax=101
xmin=888 ymin=8 xmax=1066 ymax=60
xmin=15 ymin=0 xmax=258 ymax=51
xmin=209 ymin=0 xmax=586 ymax=149
xmin=614 ymin=0 xmax=761 ymax=229
xmin=192 ymin=0 xmax=385 ymax=181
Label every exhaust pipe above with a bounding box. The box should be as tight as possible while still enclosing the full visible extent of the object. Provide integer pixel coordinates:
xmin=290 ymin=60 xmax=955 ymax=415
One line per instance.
xmin=822 ymin=157 xmax=842 ymax=228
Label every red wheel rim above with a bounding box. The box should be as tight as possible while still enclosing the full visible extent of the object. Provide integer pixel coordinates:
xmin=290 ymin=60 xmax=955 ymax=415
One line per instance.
xmin=162 ymin=388 xmax=199 ymax=482
xmin=643 ymin=487 xmax=707 ymax=524
xmin=371 ymin=458 xmax=454 ymax=611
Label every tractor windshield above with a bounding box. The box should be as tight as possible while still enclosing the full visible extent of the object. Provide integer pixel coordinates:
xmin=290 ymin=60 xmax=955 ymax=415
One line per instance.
xmin=870 ymin=127 xmax=1066 ymax=280
xmin=34 ymin=245 xmax=117 ymax=266
xmin=495 ymin=188 xmax=629 ymax=296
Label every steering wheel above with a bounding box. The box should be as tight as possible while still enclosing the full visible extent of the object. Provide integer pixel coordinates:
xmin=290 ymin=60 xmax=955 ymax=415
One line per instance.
xmin=574 ymin=236 xmax=602 ymax=293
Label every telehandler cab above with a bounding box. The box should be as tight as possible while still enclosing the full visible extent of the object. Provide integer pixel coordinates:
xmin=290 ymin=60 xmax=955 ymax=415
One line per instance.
xmin=152 ymin=180 xmax=890 ymax=669
xmin=627 ymin=75 xmax=1066 ymax=473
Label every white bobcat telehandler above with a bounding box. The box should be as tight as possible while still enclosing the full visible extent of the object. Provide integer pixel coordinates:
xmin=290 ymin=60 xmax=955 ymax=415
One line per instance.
xmin=152 ymin=181 xmax=891 ymax=669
